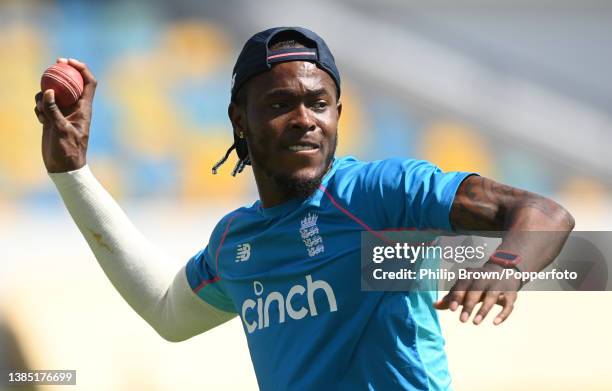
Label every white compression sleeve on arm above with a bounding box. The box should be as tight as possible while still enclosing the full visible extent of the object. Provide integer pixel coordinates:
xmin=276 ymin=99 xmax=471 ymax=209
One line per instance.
xmin=49 ymin=165 xmax=235 ymax=342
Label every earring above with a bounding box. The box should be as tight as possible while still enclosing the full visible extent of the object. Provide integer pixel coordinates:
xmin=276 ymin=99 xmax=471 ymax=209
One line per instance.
xmin=239 ymin=131 xmax=244 ymax=139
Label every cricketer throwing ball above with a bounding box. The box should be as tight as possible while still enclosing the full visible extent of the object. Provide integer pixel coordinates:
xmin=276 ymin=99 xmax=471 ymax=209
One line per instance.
xmin=34 ymin=27 xmax=574 ymax=390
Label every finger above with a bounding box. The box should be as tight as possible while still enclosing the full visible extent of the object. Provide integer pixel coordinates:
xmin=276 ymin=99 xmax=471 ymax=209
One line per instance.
xmin=42 ymin=89 xmax=68 ymax=126
xmin=434 ymin=288 xmax=456 ymax=310
xmin=493 ymin=293 xmax=517 ymax=325
xmin=56 ymin=57 xmax=68 ymax=64
xmin=67 ymin=58 xmax=97 ymax=101
xmin=473 ymin=291 xmax=500 ymax=325
xmin=36 ymin=98 xmax=45 ymax=118
xmin=445 ymin=277 xmax=473 ymax=312
xmin=460 ymin=289 xmax=484 ymax=323
xmin=434 ymin=285 xmax=466 ymax=310
xmin=34 ymin=107 xmax=46 ymax=124
xmin=446 ymin=289 xmax=465 ymax=312
xmin=434 ymin=295 xmax=451 ymax=310
xmin=35 ymin=91 xmax=43 ymax=104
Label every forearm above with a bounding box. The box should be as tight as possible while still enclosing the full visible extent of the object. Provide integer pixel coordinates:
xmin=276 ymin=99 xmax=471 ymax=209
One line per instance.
xmin=49 ymin=166 xmax=234 ymax=341
xmin=439 ymin=176 xmax=574 ymax=323
xmin=496 ymin=197 xmax=574 ymax=273
xmin=451 ymin=175 xmax=575 ymax=273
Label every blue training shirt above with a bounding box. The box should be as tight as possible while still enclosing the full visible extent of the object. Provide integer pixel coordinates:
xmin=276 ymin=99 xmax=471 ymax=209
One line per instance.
xmin=185 ymin=156 xmax=472 ymax=391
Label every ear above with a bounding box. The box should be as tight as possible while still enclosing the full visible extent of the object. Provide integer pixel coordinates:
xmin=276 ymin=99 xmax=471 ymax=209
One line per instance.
xmin=228 ymin=101 xmax=246 ymax=138
xmin=336 ymin=100 xmax=342 ymax=121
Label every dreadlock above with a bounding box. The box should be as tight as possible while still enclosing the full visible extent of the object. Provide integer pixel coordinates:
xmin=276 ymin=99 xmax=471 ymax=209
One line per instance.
xmin=212 ymin=33 xmax=311 ymax=176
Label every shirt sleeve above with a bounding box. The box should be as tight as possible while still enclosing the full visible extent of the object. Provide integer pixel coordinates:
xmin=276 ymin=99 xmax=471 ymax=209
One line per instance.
xmin=49 ymin=164 xmax=235 ymax=342
xmin=185 ymin=242 xmax=238 ymax=314
xmin=362 ymin=158 xmax=475 ymax=230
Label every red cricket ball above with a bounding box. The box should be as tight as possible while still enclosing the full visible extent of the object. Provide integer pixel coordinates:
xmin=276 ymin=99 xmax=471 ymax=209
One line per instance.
xmin=40 ymin=63 xmax=84 ymax=107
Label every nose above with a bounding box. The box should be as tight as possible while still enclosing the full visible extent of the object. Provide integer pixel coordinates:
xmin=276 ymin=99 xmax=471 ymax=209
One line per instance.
xmin=289 ymin=103 xmax=316 ymax=132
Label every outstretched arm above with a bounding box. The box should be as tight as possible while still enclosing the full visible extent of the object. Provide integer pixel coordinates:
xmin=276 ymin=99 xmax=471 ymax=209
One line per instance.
xmin=434 ymin=175 xmax=575 ymax=325
xmin=36 ymin=58 xmax=234 ymax=341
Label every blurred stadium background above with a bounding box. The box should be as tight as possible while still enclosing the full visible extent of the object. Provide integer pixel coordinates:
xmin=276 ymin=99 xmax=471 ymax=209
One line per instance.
xmin=1 ymin=0 xmax=611 ymax=390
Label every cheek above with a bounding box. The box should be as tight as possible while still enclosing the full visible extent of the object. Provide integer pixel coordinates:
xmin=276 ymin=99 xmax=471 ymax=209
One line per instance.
xmin=246 ymin=127 xmax=283 ymax=165
xmin=319 ymin=114 xmax=339 ymax=143
xmin=245 ymin=112 xmax=280 ymax=149
xmin=248 ymin=132 xmax=270 ymax=157
xmin=252 ymin=124 xmax=281 ymax=147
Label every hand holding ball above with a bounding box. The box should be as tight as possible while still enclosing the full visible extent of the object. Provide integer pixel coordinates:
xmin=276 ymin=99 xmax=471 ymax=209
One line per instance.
xmin=40 ymin=63 xmax=84 ymax=107
xmin=36 ymin=58 xmax=96 ymax=173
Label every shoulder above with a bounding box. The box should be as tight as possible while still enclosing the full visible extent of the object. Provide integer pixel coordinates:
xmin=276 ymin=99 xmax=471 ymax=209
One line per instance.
xmin=331 ymin=156 xmax=439 ymax=188
xmin=207 ymin=203 xmax=259 ymax=249
xmin=323 ymin=156 xmax=436 ymax=207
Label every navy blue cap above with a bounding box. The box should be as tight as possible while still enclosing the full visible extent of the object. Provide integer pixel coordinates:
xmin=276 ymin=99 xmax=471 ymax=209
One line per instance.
xmin=230 ymin=27 xmax=341 ymax=101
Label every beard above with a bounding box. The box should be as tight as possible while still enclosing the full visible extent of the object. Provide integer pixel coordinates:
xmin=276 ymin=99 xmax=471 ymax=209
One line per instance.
xmin=257 ymin=133 xmax=338 ymax=200
xmin=273 ymin=170 xmax=327 ymax=199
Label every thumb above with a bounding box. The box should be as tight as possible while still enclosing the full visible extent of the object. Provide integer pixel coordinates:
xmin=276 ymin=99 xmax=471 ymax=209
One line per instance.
xmin=42 ymin=89 xmax=67 ymax=125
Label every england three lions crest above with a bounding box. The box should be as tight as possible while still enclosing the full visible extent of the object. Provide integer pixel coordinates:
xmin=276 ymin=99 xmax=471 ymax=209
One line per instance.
xmin=300 ymin=213 xmax=324 ymax=257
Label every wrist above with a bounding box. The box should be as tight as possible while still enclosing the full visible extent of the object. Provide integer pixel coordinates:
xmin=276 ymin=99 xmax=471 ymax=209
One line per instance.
xmin=482 ymin=262 xmax=524 ymax=290
xmin=48 ymin=164 xmax=93 ymax=191
xmin=44 ymin=150 xmax=88 ymax=174
xmin=46 ymin=161 xmax=87 ymax=174
xmin=484 ymin=258 xmax=526 ymax=291
xmin=482 ymin=261 xmax=506 ymax=272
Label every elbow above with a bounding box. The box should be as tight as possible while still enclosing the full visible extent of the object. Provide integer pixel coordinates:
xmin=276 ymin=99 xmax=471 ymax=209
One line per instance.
xmin=563 ymin=209 xmax=575 ymax=231
xmin=146 ymin=313 xmax=191 ymax=343
xmin=155 ymin=326 xmax=190 ymax=343
xmin=553 ymin=202 xmax=575 ymax=232
xmin=514 ymin=196 xmax=576 ymax=232
xmin=529 ymin=195 xmax=575 ymax=232
xmin=160 ymin=334 xmax=187 ymax=343
xmin=152 ymin=319 xmax=213 ymax=343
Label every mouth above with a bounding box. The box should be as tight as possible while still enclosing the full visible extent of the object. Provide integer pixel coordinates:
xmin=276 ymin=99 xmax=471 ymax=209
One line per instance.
xmin=285 ymin=142 xmax=320 ymax=153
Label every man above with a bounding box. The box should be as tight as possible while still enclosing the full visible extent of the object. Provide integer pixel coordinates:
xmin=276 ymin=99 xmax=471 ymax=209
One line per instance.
xmin=35 ymin=27 xmax=574 ymax=390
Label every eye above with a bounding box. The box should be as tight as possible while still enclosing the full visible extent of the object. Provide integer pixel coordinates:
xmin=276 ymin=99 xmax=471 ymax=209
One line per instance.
xmin=271 ymin=102 xmax=288 ymax=110
xmin=311 ymin=100 xmax=328 ymax=111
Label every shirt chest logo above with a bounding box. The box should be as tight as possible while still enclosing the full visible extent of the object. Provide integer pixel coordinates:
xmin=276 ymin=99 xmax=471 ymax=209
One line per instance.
xmin=300 ymin=213 xmax=325 ymax=257
xmin=241 ymin=275 xmax=338 ymax=334
xmin=236 ymin=243 xmax=251 ymax=262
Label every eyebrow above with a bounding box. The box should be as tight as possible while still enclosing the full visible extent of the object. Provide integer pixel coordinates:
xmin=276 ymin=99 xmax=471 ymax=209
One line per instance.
xmin=261 ymin=87 xmax=332 ymax=100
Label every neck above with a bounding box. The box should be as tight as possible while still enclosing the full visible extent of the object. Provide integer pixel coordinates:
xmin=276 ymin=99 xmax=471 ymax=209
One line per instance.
xmin=252 ymin=167 xmax=299 ymax=208
xmin=252 ymin=161 xmax=334 ymax=209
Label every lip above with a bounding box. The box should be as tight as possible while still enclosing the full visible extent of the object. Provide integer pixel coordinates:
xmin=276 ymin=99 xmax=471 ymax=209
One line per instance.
xmin=285 ymin=147 xmax=320 ymax=155
xmin=284 ymin=141 xmax=321 ymax=154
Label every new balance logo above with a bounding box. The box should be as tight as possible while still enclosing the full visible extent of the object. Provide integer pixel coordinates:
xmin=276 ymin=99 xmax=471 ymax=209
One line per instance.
xmin=236 ymin=243 xmax=251 ymax=262
xmin=241 ymin=275 xmax=338 ymax=334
